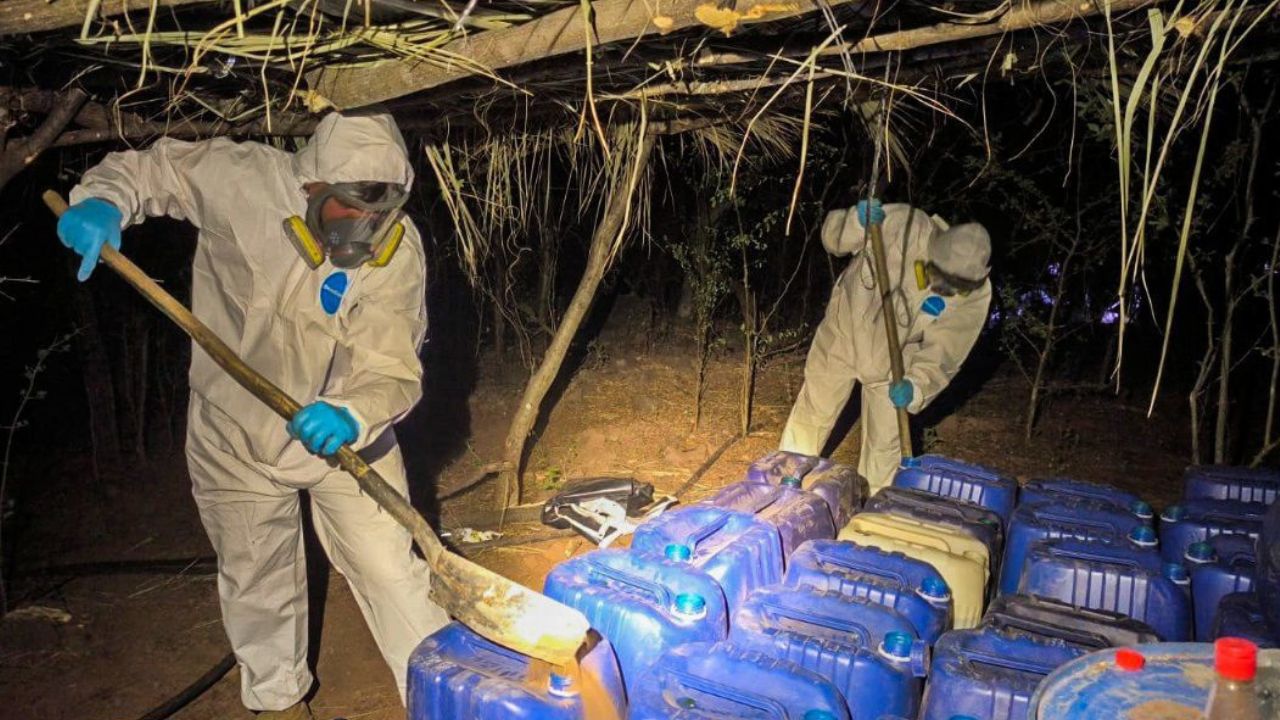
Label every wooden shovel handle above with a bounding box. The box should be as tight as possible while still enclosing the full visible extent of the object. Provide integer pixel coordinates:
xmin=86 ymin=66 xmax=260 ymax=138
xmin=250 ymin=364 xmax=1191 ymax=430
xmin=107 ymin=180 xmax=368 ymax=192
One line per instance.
xmin=867 ymin=221 xmax=913 ymax=456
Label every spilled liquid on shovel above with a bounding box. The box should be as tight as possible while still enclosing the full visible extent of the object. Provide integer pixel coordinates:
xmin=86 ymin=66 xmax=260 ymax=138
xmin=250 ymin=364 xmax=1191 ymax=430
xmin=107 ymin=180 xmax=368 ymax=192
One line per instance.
xmin=525 ymin=631 xmax=621 ymax=720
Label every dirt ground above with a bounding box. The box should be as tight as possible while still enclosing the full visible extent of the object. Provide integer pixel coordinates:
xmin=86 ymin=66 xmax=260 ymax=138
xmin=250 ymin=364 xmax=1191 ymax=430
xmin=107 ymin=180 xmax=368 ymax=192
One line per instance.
xmin=0 ymin=308 xmax=1192 ymax=719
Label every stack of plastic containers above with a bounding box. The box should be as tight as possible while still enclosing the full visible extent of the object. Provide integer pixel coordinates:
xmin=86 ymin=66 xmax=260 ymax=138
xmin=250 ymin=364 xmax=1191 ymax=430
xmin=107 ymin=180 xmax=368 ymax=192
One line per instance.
xmin=786 ymin=538 xmax=954 ymax=644
xmin=839 ymin=511 xmax=990 ymax=627
xmin=892 ymin=454 xmax=1020 ymax=524
xmin=415 ymin=452 xmax=1280 ymax=717
xmin=1170 ymin=464 xmax=1278 ymax=648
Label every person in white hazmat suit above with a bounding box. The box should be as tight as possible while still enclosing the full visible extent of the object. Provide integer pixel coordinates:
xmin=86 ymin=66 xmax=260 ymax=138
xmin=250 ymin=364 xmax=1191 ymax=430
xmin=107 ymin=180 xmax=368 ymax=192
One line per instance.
xmin=55 ymin=111 xmax=448 ymax=719
xmin=780 ymin=198 xmax=993 ymax=491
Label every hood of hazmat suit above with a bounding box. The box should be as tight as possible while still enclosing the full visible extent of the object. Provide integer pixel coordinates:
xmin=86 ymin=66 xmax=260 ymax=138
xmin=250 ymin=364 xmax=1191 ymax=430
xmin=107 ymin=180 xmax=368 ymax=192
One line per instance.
xmin=70 ymin=111 xmax=428 ymax=468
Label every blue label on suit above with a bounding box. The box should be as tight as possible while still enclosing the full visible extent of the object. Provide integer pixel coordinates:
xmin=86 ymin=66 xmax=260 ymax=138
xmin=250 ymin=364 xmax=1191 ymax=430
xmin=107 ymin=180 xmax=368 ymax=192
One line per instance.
xmin=921 ymin=295 xmax=946 ymax=317
xmin=320 ymin=271 xmax=348 ymax=315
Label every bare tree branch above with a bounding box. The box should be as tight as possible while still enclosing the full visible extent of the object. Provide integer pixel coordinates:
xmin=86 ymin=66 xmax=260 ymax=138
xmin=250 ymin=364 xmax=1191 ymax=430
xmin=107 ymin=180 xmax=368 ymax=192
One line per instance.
xmin=0 ymin=88 xmax=88 ymax=190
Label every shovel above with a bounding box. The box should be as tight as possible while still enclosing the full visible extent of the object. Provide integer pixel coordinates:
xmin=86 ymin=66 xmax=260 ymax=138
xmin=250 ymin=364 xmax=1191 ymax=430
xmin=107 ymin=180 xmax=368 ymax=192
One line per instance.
xmin=44 ymin=191 xmax=590 ymax=666
xmin=861 ymin=115 xmax=913 ymax=459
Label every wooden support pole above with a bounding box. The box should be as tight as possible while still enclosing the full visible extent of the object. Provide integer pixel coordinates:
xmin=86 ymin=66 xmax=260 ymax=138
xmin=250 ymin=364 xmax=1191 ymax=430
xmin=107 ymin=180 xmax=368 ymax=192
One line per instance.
xmin=497 ymin=127 xmax=656 ymax=510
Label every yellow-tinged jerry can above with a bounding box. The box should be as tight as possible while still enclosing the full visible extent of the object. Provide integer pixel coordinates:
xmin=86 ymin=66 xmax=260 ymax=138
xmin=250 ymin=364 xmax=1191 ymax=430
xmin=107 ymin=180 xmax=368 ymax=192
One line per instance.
xmin=839 ymin=512 xmax=989 ymax=628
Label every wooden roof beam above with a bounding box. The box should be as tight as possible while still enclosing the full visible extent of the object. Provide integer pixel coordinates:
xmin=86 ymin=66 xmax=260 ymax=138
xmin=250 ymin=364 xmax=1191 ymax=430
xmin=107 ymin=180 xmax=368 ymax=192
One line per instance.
xmin=308 ymin=0 xmax=860 ymax=109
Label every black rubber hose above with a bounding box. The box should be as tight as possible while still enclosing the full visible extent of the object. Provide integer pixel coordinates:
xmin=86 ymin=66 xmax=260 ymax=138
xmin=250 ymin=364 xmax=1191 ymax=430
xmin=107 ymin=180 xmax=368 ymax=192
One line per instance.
xmin=135 ymin=651 xmax=237 ymax=720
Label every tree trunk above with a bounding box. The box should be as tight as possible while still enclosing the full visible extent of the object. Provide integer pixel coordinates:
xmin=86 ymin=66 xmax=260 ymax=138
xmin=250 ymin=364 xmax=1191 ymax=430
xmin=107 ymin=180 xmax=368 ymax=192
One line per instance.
xmin=1214 ymin=258 xmax=1234 ymax=464
xmin=492 ymin=289 xmax=507 ymax=357
xmin=537 ymin=229 xmax=559 ymax=336
xmin=1264 ymin=225 xmax=1280 ymax=446
xmin=71 ymin=285 xmax=122 ymax=483
xmin=497 ymin=131 xmax=655 ymax=509
xmin=737 ymin=251 xmax=758 ymax=437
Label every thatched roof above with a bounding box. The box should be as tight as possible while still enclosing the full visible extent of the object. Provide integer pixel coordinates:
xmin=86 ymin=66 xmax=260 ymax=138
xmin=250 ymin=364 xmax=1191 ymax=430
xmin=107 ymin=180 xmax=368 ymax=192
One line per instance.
xmin=2 ymin=0 xmax=1274 ymax=151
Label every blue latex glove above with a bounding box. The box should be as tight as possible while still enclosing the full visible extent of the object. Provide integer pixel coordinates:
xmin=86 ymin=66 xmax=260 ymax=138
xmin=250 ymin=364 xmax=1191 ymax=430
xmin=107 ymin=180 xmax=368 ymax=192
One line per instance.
xmin=289 ymin=402 xmax=360 ymax=456
xmin=57 ymin=198 xmax=123 ymax=282
xmin=856 ymin=198 xmax=885 ymax=226
xmin=889 ymin=379 xmax=914 ymax=409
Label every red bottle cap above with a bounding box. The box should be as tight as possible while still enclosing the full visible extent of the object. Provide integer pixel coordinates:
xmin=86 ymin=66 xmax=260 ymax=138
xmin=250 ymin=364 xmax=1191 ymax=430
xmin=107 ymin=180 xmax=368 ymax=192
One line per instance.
xmin=1115 ymin=648 xmax=1145 ymax=671
xmin=1215 ymin=637 xmax=1258 ymax=681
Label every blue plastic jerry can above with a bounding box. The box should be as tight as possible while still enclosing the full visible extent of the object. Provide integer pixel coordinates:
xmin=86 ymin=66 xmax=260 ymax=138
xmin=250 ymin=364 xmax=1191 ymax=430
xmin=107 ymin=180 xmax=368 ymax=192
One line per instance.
xmin=1018 ymin=478 xmax=1153 ymax=521
xmin=1000 ymin=500 xmax=1153 ymax=596
xmin=981 ymin=593 xmax=1160 ymax=649
xmin=631 ymin=504 xmax=785 ymax=616
xmin=1159 ymin=498 xmax=1267 ymax=565
xmin=745 ymin=453 xmax=868 ymax=529
xmin=1185 ymin=535 xmax=1257 ymax=641
xmin=541 ymin=548 xmax=727 ymax=697
xmin=867 ymin=486 xmax=1005 ymax=572
xmin=746 ymin=450 xmax=832 ymax=485
xmin=1213 ymin=591 xmax=1279 ymax=648
xmin=797 ymin=464 xmax=869 ymax=529
xmin=1184 ymin=464 xmax=1280 ymax=505
xmin=785 ymin=539 xmax=953 ymax=644
xmin=730 ymin=584 xmax=929 ymax=720
xmin=1017 ymin=538 xmax=1192 ymax=641
xmin=710 ymin=481 xmax=837 ymax=558
xmin=628 ymin=641 xmax=850 ymax=719
xmin=891 ymin=454 xmax=1019 ymax=524
xmin=406 ymin=622 xmax=626 ymax=720
xmin=919 ymin=626 xmax=1087 ymax=720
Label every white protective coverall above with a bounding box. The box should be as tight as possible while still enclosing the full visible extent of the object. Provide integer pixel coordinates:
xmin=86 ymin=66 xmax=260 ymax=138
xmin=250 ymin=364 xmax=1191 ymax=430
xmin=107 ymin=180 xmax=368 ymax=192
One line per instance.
xmin=780 ymin=203 xmax=992 ymax=490
xmin=70 ymin=112 xmax=449 ymax=710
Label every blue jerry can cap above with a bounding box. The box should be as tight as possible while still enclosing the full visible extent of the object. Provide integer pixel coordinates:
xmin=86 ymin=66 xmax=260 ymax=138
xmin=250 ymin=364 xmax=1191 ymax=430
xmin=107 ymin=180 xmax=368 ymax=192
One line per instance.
xmin=1130 ymin=500 xmax=1154 ymax=519
xmin=1163 ymin=562 xmax=1190 ymax=584
xmin=1161 ymin=504 xmax=1186 ymax=522
xmin=1128 ymin=525 xmax=1158 ymax=547
xmin=901 ymin=456 xmax=922 ymax=468
xmin=880 ymin=630 xmax=914 ymax=660
xmin=918 ymin=575 xmax=951 ymax=601
xmin=803 ymin=711 xmax=838 ymax=720
xmin=673 ymin=592 xmax=707 ymax=617
xmin=781 ymin=475 xmax=802 ymax=488
xmin=1185 ymin=541 xmax=1217 ymax=564
xmin=665 ymin=543 xmax=693 ymax=562
xmin=548 ymin=672 xmax=578 ymax=697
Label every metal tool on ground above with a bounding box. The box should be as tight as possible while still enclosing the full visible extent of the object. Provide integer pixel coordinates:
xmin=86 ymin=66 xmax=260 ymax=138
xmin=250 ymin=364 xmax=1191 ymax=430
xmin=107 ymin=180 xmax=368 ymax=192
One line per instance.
xmin=862 ymin=110 xmax=913 ymax=460
xmin=540 ymin=477 xmax=674 ymax=546
xmin=43 ymin=190 xmax=589 ymax=667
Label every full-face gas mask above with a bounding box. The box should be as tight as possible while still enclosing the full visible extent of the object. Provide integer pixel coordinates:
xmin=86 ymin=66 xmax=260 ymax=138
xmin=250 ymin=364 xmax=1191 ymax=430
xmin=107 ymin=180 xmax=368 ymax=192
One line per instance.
xmin=284 ymin=181 xmax=408 ymax=269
